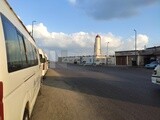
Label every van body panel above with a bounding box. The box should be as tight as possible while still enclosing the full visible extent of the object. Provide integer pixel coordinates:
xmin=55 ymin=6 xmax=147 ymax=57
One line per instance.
xmin=151 ymin=65 xmax=160 ymax=85
xmin=0 ymin=1 xmax=41 ymax=119
xmin=39 ymin=49 xmax=48 ymax=77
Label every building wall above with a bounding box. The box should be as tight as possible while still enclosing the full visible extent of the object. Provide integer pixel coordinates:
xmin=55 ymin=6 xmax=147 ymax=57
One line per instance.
xmin=115 ymin=46 xmax=160 ymax=66
xmin=108 ymin=56 xmax=116 ymax=65
xmin=128 ymin=56 xmax=133 ymax=66
xmin=82 ymin=56 xmax=94 ymax=65
xmin=138 ymin=56 xmax=144 ymax=66
xmin=116 ymin=56 xmax=127 ymax=65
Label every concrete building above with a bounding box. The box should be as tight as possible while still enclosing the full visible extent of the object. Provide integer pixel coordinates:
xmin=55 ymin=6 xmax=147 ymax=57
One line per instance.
xmin=61 ymin=56 xmax=81 ymax=64
xmin=139 ymin=46 xmax=160 ymax=64
xmin=115 ymin=46 xmax=160 ymax=66
xmin=115 ymin=50 xmax=140 ymax=66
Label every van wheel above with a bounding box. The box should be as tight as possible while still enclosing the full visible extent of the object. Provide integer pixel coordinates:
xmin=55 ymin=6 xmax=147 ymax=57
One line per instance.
xmin=23 ymin=109 xmax=29 ymax=120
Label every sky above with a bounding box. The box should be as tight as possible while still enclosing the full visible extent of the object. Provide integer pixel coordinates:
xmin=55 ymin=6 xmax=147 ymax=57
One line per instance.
xmin=7 ymin=0 xmax=160 ymax=56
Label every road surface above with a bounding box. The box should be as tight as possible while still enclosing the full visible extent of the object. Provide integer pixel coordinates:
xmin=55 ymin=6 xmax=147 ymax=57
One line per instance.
xmin=31 ymin=63 xmax=160 ymax=120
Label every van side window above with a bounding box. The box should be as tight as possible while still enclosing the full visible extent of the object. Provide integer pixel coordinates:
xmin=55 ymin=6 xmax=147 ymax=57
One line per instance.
xmin=17 ymin=32 xmax=28 ymax=68
xmin=31 ymin=45 xmax=38 ymax=65
xmin=1 ymin=14 xmax=38 ymax=72
xmin=2 ymin=15 xmax=23 ymax=72
xmin=24 ymin=38 xmax=38 ymax=66
xmin=24 ymin=38 xmax=34 ymax=66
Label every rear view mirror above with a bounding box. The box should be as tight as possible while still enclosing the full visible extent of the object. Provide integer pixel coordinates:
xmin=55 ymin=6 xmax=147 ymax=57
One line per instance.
xmin=40 ymin=58 xmax=45 ymax=63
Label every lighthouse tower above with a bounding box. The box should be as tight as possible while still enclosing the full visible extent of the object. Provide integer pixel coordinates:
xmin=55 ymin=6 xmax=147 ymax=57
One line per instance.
xmin=94 ymin=34 xmax=101 ymax=56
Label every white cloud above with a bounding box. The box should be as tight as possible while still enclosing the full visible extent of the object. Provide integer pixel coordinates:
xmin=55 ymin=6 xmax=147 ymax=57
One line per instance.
xmin=68 ymin=0 xmax=77 ymax=5
xmin=26 ymin=23 xmax=149 ymax=56
xmin=26 ymin=23 xmax=50 ymax=38
xmin=122 ymin=34 xmax=148 ymax=50
xmin=136 ymin=34 xmax=149 ymax=49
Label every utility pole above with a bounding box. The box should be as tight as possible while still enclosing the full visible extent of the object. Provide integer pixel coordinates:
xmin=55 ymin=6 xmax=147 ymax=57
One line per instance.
xmin=106 ymin=42 xmax=109 ymax=65
xmin=107 ymin=42 xmax=109 ymax=56
xmin=32 ymin=21 xmax=36 ymax=37
xmin=134 ymin=29 xmax=137 ymax=65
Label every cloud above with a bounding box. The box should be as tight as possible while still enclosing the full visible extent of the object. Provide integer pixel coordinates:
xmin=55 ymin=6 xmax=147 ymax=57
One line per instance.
xmin=120 ymin=34 xmax=148 ymax=51
xmin=69 ymin=0 xmax=158 ymax=20
xmin=26 ymin=23 xmax=149 ymax=56
xmin=68 ymin=0 xmax=77 ymax=5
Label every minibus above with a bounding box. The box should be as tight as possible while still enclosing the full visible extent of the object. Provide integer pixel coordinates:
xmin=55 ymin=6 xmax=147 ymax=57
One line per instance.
xmin=0 ymin=1 xmax=41 ymax=119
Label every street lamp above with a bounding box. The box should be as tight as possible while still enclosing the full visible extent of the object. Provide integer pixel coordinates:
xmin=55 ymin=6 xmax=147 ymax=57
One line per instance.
xmin=107 ymin=42 xmax=109 ymax=56
xmin=106 ymin=42 xmax=109 ymax=65
xmin=32 ymin=20 xmax=36 ymax=37
xmin=134 ymin=29 xmax=137 ymax=65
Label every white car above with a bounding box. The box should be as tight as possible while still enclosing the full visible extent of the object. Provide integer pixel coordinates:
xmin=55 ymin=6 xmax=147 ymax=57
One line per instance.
xmin=151 ymin=64 xmax=160 ymax=85
xmin=145 ymin=61 xmax=158 ymax=69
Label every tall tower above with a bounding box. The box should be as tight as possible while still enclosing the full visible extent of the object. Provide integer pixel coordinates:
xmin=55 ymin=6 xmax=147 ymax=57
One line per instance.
xmin=94 ymin=34 xmax=101 ymax=56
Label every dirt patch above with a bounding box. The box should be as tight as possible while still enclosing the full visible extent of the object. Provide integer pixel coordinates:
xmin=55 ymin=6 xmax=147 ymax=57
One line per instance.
xmin=31 ymin=69 xmax=100 ymax=120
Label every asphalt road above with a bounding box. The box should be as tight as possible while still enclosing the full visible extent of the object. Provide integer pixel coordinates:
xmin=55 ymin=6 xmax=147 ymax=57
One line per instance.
xmin=31 ymin=63 xmax=160 ymax=120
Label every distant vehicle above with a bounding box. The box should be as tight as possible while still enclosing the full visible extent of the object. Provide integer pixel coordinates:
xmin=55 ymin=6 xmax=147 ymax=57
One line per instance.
xmin=151 ymin=64 xmax=160 ymax=84
xmin=0 ymin=1 xmax=41 ymax=120
xmin=39 ymin=49 xmax=48 ymax=78
xmin=145 ymin=61 xmax=158 ymax=69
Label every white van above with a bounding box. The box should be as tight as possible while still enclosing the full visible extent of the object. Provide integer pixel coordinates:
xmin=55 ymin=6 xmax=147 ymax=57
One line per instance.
xmin=44 ymin=53 xmax=49 ymax=71
xmin=152 ymin=64 xmax=160 ymax=85
xmin=38 ymin=49 xmax=48 ymax=78
xmin=0 ymin=1 xmax=41 ymax=120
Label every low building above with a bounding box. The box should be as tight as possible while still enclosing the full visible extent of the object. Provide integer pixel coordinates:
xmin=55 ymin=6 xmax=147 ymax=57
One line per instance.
xmin=60 ymin=56 xmax=81 ymax=64
xmin=115 ymin=46 xmax=160 ymax=66
xmin=94 ymin=55 xmax=106 ymax=65
xmin=115 ymin=50 xmax=140 ymax=66
xmin=139 ymin=46 xmax=160 ymax=64
xmin=81 ymin=56 xmax=94 ymax=65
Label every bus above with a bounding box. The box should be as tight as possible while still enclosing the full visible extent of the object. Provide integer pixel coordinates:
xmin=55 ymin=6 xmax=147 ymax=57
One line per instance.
xmin=0 ymin=1 xmax=41 ymax=120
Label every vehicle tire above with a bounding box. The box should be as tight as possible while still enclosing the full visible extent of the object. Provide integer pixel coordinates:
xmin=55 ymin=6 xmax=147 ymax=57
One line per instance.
xmin=23 ymin=109 xmax=29 ymax=120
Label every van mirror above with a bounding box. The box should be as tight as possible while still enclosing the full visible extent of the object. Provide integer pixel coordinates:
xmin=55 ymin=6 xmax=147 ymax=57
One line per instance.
xmin=40 ymin=58 xmax=45 ymax=63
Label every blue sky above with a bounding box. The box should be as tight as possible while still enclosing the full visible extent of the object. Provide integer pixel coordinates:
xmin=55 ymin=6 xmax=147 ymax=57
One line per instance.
xmin=7 ymin=0 xmax=160 ymax=56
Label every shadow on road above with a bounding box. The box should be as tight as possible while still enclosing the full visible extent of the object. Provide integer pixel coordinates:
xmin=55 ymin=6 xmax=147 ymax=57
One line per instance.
xmin=43 ymin=69 xmax=160 ymax=108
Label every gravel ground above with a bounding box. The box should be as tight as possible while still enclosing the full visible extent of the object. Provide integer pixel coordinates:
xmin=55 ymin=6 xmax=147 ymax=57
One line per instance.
xmin=31 ymin=66 xmax=160 ymax=120
xmin=31 ymin=69 xmax=102 ymax=120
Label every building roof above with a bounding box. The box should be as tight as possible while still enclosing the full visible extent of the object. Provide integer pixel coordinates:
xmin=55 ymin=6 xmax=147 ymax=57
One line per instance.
xmin=115 ymin=46 xmax=160 ymax=56
xmin=146 ymin=46 xmax=160 ymax=50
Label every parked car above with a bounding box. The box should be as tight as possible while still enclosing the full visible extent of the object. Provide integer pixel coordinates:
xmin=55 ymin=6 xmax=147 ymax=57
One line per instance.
xmin=145 ymin=61 xmax=158 ymax=69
